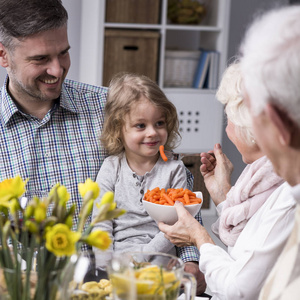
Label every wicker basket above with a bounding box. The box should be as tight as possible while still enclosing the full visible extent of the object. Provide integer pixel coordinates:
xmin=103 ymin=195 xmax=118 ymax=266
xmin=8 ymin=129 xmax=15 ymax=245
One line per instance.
xmin=164 ymin=50 xmax=201 ymax=87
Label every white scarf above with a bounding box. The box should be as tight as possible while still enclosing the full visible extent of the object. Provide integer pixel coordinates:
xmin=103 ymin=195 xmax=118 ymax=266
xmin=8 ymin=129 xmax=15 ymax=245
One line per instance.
xmin=212 ymin=156 xmax=284 ymax=247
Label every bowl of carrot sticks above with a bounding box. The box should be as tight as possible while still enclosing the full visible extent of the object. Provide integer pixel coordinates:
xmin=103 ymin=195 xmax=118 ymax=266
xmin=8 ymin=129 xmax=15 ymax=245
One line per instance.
xmin=142 ymin=188 xmax=202 ymax=225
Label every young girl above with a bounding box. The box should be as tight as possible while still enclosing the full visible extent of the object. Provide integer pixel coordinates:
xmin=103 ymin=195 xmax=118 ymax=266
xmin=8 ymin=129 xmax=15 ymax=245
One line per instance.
xmin=92 ymin=73 xmax=196 ymax=266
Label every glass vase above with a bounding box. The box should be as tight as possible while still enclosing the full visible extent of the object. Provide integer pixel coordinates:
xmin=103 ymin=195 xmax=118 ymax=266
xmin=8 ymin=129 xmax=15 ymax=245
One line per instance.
xmin=0 ymin=248 xmax=68 ymax=300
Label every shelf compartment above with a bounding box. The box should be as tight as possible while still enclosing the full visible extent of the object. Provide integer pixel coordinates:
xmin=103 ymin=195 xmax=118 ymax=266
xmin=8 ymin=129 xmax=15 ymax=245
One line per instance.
xmin=103 ymin=29 xmax=160 ymax=86
xmin=105 ymin=0 xmax=161 ymax=24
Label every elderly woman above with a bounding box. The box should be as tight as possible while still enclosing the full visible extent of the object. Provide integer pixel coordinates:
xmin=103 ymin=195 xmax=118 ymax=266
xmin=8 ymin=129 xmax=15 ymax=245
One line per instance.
xmin=159 ymin=61 xmax=296 ymax=300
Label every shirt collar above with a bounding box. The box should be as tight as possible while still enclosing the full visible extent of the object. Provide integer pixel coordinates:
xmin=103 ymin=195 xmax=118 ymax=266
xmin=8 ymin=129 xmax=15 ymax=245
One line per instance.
xmin=1 ymin=76 xmax=78 ymax=125
xmin=1 ymin=76 xmax=19 ymax=125
xmin=60 ymin=82 xmax=78 ymax=114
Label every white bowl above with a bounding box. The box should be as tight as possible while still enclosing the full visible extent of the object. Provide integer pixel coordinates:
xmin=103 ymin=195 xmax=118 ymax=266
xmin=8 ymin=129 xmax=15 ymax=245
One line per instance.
xmin=143 ymin=191 xmax=203 ymax=225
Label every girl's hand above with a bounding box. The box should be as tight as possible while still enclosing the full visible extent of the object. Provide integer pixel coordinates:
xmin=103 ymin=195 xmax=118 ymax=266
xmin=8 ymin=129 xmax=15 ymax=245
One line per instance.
xmin=158 ymin=202 xmax=214 ymax=249
xmin=200 ymin=143 xmax=233 ymax=206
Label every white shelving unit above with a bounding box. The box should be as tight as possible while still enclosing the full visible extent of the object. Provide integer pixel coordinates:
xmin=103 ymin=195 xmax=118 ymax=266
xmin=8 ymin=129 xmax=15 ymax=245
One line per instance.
xmin=79 ymin=0 xmax=231 ymax=214
xmin=80 ymin=0 xmax=231 ymax=89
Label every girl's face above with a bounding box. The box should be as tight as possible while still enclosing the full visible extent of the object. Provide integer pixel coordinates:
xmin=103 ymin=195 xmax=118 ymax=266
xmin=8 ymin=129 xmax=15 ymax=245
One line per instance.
xmin=122 ymin=97 xmax=168 ymax=160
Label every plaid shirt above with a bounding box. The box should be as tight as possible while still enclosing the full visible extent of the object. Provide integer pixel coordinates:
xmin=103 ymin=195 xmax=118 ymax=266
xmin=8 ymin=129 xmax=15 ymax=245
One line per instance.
xmin=0 ymin=77 xmax=107 ymax=228
xmin=0 ymin=76 xmax=200 ymax=262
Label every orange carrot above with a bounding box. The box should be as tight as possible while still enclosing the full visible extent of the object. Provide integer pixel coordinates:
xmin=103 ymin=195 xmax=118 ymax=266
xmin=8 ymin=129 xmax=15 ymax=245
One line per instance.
xmin=162 ymin=193 xmax=174 ymax=205
xmin=184 ymin=193 xmax=190 ymax=204
xmin=159 ymin=145 xmax=168 ymax=162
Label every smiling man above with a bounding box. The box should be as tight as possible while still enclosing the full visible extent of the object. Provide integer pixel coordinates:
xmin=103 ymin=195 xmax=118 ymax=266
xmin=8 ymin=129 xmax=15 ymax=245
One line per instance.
xmin=0 ymin=0 xmax=108 ymax=230
xmin=2 ymin=27 xmax=71 ymax=119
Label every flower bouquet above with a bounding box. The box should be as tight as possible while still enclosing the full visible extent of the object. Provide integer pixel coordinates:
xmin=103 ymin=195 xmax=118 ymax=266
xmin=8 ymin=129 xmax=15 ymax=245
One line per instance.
xmin=0 ymin=175 xmax=125 ymax=300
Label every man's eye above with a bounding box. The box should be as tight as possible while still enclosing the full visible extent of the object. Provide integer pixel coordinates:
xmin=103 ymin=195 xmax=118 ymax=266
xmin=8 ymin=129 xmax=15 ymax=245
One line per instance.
xmin=61 ymin=49 xmax=70 ymax=56
xmin=33 ymin=57 xmax=47 ymax=62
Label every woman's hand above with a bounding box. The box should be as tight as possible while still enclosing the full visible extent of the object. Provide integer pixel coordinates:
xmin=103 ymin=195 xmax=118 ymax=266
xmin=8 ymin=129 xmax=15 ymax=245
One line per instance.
xmin=200 ymin=143 xmax=233 ymax=206
xmin=158 ymin=202 xmax=214 ymax=249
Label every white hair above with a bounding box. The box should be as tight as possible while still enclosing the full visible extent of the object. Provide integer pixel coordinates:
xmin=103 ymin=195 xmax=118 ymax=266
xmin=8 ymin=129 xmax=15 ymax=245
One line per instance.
xmin=216 ymin=61 xmax=255 ymax=146
xmin=240 ymin=5 xmax=300 ymax=127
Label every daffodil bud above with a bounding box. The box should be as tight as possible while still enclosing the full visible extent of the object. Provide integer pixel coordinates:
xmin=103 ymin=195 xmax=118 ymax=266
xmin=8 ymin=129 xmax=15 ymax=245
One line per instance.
xmin=57 ymin=185 xmax=70 ymax=206
xmin=100 ymin=191 xmax=114 ymax=205
xmin=78 ymin=179 xmax=100 ymax=200
xmin=83 ymin=230 xmax=111 ymax=250
xmin=2 ymin=220 xmax=12 ymax=246
xmin=25 ymin=220 xmax=39 ymax=234
xmin=34 ymin=203 xmax=47 ymax=223
xmin=65 ymin=215 xmax=73 ymax=228
xmin=24 ymin=205 xmax=34 ymax=219
xmin=9 ymin=198 xmax=20 ymax=214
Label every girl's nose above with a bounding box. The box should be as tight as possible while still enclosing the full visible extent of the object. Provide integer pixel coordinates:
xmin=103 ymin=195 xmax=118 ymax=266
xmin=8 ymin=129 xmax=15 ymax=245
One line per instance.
xmin=146 ymin=126 xmax=157 ymax=136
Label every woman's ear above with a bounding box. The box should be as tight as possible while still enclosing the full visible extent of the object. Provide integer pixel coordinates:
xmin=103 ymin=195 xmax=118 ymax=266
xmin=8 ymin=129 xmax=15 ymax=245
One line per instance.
xmin=264 ymin=103 xmax=292 ymax=146
xmin=0 ymin=42 xmax=9 ymax=68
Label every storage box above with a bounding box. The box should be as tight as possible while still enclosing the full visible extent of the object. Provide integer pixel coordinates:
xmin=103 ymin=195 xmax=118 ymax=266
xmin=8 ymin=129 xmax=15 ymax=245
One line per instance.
xmin=103 ymin=29 xmax=160 ymax=86
xmin=105 ymin=0 xmax=161 ymax=24
xmin=164 ymin=50 xmax=201 ymax=87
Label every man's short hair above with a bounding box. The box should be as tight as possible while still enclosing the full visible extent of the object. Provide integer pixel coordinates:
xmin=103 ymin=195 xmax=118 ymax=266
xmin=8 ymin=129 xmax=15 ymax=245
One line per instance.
xmin=0 ymin=0 xmax=68 ymax=51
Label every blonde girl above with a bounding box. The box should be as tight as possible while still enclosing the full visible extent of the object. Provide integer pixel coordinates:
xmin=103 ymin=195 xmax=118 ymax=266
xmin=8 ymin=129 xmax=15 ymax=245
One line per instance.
xmin=92 ymin=73 xmax=200 ymax=270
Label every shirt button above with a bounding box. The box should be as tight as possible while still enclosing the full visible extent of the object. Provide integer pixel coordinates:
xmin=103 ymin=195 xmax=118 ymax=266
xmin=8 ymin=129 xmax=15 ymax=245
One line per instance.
xmin=133 ymin=174 xmax=136 ymax=178
xmin=140 ymin=189 xmax=144 ymax=194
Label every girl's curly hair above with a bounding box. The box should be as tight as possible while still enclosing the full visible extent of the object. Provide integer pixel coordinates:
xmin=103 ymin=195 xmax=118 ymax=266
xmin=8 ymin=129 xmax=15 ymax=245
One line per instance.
xmin=101 ymin=72 xmax=181 ymax=155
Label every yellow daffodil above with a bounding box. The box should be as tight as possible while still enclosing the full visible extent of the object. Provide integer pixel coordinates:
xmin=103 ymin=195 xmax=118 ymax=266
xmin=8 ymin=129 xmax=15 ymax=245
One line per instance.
xmin=92 ymin=191 xmax=126 ymax=225
xmin=0 ymin=175 xmax=28 ymax=205
xmin=78 ymin=178 xmax=100 ymax=200
xmin=57 ymin=185 xmax=70 ymax=206
xmin=0 ymin=175 xmax=124 ymax=300
xmin=45 ymin=224 xmax=81 ymax=257
xmin=34 ymin=202 xmax=47 ymax=223
xmin=97 ymin=191 xmax=116 ymax=211
xmin=24 ymin=204 xmax=34 ymax=219
xmin=8 ymin=198 xmax=21 ymax=214
xmin=84 ymin=230 xmax=111 ymax=250
xmin=25 ymin=220 xmax=39 ymax=234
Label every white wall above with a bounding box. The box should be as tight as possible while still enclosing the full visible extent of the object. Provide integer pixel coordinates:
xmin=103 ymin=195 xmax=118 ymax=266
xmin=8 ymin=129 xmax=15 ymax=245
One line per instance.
xmin=62 ymin=0 xmax=82 ymax=81
xmin=222 ymin=0 xmax=289 ymax=184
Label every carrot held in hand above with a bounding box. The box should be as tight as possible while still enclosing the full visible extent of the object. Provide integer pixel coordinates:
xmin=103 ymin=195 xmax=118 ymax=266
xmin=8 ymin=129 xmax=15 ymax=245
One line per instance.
xmin=159 ymin=145 xmax=168 ymax=162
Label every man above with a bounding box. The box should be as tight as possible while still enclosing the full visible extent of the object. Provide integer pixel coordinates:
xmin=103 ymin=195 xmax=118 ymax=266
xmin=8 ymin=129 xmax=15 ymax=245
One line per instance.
xmin=0 ymin=0 xmax=107 ymax=228
xmin=240 ymin=5 xmax=300 ymax=299
xmin=0 ymin=0 xmax=205 ymax=294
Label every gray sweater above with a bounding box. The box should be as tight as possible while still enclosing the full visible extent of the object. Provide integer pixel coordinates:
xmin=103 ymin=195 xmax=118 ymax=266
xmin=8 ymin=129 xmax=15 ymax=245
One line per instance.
xmin=92 ymin=152 xmax=188 ymax=267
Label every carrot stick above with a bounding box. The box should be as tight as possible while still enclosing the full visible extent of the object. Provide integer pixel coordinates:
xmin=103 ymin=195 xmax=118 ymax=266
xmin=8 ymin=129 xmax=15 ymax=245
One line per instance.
xmin=159 ymin=145 xmax=168 ymax=162
xmin=162 ymin=193 xmax=174 ymax=205
xmin=184 ymin=193 xmax=190 ymax=204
